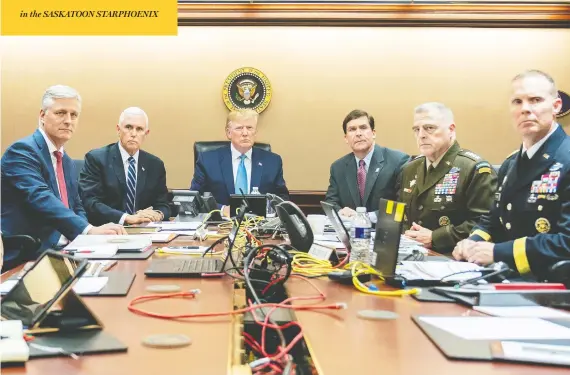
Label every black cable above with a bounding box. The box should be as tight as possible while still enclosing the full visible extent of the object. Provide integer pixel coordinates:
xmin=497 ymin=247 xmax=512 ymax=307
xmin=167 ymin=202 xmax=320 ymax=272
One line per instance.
xmin=201 ymin=235 xmax=229 ymax=258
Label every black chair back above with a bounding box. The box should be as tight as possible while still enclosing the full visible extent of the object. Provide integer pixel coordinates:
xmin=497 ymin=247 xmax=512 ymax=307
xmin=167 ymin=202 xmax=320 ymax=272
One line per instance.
xmin=193 ymin=141 xmax=271 ymax=165
xmin=2 ymin=234 xmax=41 ymax=271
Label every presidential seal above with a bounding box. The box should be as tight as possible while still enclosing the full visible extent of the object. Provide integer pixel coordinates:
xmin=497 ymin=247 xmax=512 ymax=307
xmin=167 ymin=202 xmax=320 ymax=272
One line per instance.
xmin=558 ymin=90 xmax=570 ymax=118
xmin=222 ymin=67 xmax=272 ymax=113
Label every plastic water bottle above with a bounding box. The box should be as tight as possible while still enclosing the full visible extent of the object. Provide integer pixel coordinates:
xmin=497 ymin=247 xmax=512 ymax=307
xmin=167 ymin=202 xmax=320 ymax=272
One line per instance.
xmin=349 ymin=207 xmax=371 ymax=264
xmin=265 ymin=194 xmax=276 ymax=218
xmin=251 ymin=187 xmax=260 ymax=195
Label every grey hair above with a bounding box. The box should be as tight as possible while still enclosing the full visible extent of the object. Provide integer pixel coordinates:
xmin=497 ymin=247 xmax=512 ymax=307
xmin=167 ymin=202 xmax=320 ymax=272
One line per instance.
xmin=41 ymin=85 xmax=82 ymax=112
xmin=512 ymin=69 xmax=558 ymax=97
xmin=414 ymin=102 xmax=455 ymax=125
xmin=118 ymin=107 xmax=149 ymax=129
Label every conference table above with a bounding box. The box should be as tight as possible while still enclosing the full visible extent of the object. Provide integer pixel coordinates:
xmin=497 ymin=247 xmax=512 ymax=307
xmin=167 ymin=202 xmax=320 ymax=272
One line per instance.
xmin=2 ymin=234 xmax=567 ymax=375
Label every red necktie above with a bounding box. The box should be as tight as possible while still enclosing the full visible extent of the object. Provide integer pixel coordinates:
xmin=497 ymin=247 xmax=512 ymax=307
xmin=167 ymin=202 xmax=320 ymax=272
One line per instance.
xmin=357 ymin=159 xmax=366 ymax=204
xmin=53 ymin=151 xmax=69 ymax=208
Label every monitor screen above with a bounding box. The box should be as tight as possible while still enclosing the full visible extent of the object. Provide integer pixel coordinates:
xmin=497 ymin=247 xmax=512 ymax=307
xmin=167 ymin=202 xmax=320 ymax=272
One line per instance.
xmin=1 ymin=251 xmax=86 ymax=327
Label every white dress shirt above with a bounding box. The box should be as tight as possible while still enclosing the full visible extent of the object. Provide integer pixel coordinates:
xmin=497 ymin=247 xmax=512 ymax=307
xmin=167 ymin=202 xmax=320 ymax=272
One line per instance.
xmin=231 ymin=143 xmax=253 ymax=191
xmin=38 ymin=127 xmax=91 ymax=244
xmin=522 ymin=123 xmax=559 ymax=159
xmin=117 ymin=142 xmax=140 ymax=224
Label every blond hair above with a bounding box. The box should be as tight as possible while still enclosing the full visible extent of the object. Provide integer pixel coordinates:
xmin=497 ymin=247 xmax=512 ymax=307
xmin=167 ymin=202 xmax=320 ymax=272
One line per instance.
xmin=226 ymin=109 xmax=259 ymax=130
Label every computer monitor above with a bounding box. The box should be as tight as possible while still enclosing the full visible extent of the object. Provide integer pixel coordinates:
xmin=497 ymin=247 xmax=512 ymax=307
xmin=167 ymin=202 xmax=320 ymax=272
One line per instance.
xmin=1 ymin=250 xmax=88 ymax=327
xmin=372 ymin=199 xmax=406 ymax=276
xmin=230 ymin=194 xmax=266 ymax=217
xmin=320 ymin=201 xmax=351 ymax=251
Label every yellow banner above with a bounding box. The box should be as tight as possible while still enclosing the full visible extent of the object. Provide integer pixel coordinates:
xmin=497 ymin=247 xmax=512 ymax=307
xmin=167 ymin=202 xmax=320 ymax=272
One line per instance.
xmin=1 ymin=0 xmax=177 ymax=36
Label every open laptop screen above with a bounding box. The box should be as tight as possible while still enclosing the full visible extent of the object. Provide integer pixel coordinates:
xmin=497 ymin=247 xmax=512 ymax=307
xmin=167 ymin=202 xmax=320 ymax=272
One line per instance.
xmin=320 ymin=201 xmax=352 ymax=251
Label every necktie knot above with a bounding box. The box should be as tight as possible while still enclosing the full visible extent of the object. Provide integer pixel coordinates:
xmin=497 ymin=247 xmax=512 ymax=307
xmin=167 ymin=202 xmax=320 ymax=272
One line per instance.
xmin=53 ymin=151 xmax=63 ymax=161
xmin=428 ymin=164 xmax=435 ymax=173
xmin=128 ymin=156 xmax=135 ymax=165
xmin=239 ymin=154 xmax=246 ymax=161
xmin=359 ymin=159 xmax=365 ymax=168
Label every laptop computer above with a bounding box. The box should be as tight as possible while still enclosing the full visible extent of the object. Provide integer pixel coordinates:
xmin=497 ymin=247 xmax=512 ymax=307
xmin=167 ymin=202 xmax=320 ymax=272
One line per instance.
xmin=144 ymin=201 xmax=247 ymax=278
xmin=320 ymin=201 xmax=352 ymax=251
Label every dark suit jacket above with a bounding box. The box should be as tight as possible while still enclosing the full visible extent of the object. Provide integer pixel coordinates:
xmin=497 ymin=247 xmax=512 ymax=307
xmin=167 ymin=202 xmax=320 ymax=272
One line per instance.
xmin=325 ymin=144 xmax=409 ymax=213
xmin=469 ymin=125 xmax=570 ymax=280
xmin=79 ymin=143 xmax=170 ymax=226
xmin=1 ymin=130 xmax=89 ymax=261
xmin=190 ymin=145 xmax=289 ymax=207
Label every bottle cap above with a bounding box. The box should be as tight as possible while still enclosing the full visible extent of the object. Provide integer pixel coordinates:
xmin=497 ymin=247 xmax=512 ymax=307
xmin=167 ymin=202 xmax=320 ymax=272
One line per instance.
xmin=356 ymin=207 xmax=367 ymax=213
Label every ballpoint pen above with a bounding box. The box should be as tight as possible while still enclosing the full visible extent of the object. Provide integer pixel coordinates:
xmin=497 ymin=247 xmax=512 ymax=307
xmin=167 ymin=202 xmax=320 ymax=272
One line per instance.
xmin=63 ymin=250 xmax=95 ymax=254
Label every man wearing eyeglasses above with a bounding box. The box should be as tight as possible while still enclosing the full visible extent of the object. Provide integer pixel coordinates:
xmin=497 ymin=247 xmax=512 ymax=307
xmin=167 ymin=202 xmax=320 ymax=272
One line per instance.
xmin=79 ymin=107 xmax=170 ymax=225
xmin=190 ymin=109 xmax=289 ymax=218
xmin=397 ymin=102 xmax=497 ymax=253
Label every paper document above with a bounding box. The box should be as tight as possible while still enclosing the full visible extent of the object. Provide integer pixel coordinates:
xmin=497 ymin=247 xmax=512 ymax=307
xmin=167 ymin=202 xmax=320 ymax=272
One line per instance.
xmin=158 ymin=230 xmax=196 ymax=236
xmin=500 ymin=342 xmax=570 ymax=366
xmin=0 ymin=320 xmax=29 ymax=363
xmin=149 ymin=233 xmax=178 ymax=243
xmin=0 ymin=279 xmax=18 ymax=294
xmin=159 ymin=246 xmax=209 ymax=255
xmin=474 ymin=306 xmax=570 ymax=318
xmin=65 ymin=235 xmax=152 ymax=252
xmin=66 ymin=244 xmax=118 ymax=258
xmin=72 ymin=277 xmax=109 ymax=294
xmin=397 ymin=261 xmax=481 ymax=281
xmin=419 ymin=317 xmax=570 ymax=340
xmin=314 ymin=234 xmax=340 ymax=242
xmin=147 ymin=221 xmax=202 ymax=230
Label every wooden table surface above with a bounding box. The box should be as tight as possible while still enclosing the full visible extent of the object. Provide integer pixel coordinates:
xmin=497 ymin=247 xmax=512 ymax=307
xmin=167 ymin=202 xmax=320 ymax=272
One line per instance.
xmin=286 ymin=277 xmax=569 ymax=375
xmin=3 ymin=236 xmax=235 ymax=375
xmin=3 ymin=235 xmax=568 ymax=375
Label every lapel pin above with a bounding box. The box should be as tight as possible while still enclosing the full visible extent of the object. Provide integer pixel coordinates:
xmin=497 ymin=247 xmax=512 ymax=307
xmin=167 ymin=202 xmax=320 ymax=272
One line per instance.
xmin=375 ymin=167 xmax=380 ymax=173
xmin=543 ymin=154 xmax=550 ymax=159
xmin=258 ymin=162 xmax=262 ymax=166
xmin=142 ymin=166 xmax=145 ymax=171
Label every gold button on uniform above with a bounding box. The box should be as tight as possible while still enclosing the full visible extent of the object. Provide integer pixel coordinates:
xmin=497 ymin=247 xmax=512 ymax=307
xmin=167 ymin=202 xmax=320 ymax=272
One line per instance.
xmin=506 ymin=222 xmax=511 ymax=230
xmin=507 ymin=203 xmax=512 ymax=211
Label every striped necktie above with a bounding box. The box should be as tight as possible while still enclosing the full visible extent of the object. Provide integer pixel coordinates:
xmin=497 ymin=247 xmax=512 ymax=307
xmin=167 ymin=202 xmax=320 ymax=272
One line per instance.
xmin=126 ymin=156 xmax=137 ymax=214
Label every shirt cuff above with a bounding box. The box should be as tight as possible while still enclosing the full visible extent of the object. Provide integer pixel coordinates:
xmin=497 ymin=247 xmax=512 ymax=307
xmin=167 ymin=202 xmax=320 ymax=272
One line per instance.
xmin=119 ymin=213 xmax=128 ymax=225
xmin=82 ymin=225 xmax=93 ymax=235
xmin=368 ymin=211 xmax=377 ymax=224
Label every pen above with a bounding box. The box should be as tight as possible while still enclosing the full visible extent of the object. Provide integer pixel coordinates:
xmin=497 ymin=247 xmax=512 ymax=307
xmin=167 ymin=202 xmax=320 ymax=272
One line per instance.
xmin=63 ymin=250 xmax=95 ymax=254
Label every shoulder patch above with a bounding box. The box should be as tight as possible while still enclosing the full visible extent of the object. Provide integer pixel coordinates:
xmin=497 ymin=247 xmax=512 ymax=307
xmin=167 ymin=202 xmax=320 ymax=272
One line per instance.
xmin=459 ymin=149 xmax=481 ymax=161
xmin=507 ymin=149 xmax=519 ymax=159
xmin=475 ymin=161 xmax=492 ymax=174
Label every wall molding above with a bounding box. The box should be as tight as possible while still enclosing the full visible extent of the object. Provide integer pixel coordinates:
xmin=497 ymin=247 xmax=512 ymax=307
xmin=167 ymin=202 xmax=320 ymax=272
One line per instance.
xmin=178 ymin=3 xmax=570 ymax=28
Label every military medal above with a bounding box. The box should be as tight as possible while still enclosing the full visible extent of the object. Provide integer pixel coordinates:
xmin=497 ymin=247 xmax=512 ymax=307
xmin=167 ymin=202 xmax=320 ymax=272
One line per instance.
xmin=403 ymin=188 xmax=412 ymax=193
xmin=535 ymin=217 xmax=551 ymax=233
xmin=446 ymin=195 xmax=453 ymax=202
xmin=434 ymin=196 xmax=442 ymax=203
xmin=527 ymin=194 xmax=537 ymax=203
xmin=547 ymin=194 xmax=559 ymax=201
xmin=439 ymin=216 xmax=450 ymax=226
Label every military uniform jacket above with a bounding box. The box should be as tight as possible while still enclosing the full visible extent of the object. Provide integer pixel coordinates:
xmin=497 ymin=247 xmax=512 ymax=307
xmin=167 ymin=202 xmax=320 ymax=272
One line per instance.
xmin=469 ymin=125 xmax=570 ymax=280
xmin=397 ymin=141 xmax=497 ymax=252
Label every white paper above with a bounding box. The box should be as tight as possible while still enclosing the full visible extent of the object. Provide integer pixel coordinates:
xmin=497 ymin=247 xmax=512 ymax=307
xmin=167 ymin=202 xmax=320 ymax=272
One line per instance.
xmin=474 ymin=306 xmax=570 ymax=318
xmin=149 ymin=233 xmax=177 ymax=242
xmin=65 ymin=235 xmax=151 ymax=251
xmin=67 ymin=244 xmax=118 ymax=258
xmin=0 ymin=279 xmax=18 ymax=294
xmin=72 ymin=277 xmax=109 ymax=294
xmin=147 ymin=221 xmax=202 ymax=230
xmin=419 ymin=317 xmax=570 ymax=340
xmin=158 ymin=230 xmax=196 ymax=236
xmin=501 ymin=342 xmax=570 ymax=366
xmin=159 ymin=246 xmax=209 ymax=255
xmin=396 ymin=261 xmax=482 ymax=281
xmin=314 ymin=240 xmax=345 ymax=249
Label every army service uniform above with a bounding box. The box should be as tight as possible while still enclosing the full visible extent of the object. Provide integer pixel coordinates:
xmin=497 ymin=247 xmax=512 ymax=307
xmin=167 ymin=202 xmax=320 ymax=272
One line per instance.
xmin=469 ymin=125 xmax=570 ymax=279
xmin=397 ymin=142 xmax=497 ymax=253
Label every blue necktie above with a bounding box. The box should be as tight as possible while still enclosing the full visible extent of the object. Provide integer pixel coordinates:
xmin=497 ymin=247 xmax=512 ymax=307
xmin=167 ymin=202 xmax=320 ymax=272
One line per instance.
xmin=126 ymin=157 xmax=137 ymax=214
xmin=235 ymin=154 xmax=248 ymax=194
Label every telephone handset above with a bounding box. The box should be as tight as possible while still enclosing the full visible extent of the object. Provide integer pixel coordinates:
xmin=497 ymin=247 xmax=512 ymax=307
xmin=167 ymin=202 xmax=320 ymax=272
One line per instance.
xmin=275 ymin=201 xmax=314 ymax=252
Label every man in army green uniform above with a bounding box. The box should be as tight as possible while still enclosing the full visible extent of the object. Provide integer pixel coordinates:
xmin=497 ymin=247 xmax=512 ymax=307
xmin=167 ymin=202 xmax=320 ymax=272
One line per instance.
xmin=397 ymin=102 xmax=498 ymax=253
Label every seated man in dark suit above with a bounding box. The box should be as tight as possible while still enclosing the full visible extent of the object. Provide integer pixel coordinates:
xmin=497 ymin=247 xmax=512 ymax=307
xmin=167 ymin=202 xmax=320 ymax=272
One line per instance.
xmin=79 ymin=107 xmax=170 ymax=226
xmin=190 ymin=109 xmax=289 ymax=217
xmin=325 ymin=109 xmax=409 ymax=222
xmin=1 ymin=85 xmax=125 ymax=266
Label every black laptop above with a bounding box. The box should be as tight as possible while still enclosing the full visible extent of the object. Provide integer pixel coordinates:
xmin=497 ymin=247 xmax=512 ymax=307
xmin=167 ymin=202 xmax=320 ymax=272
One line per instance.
xmin=144 ymin=203 xmax=246 ymax=278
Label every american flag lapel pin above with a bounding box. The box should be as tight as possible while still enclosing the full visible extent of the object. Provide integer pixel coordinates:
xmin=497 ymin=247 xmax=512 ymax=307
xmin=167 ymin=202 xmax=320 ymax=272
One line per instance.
xmin=258 ymin=162 xmax=263 ymax=166
xmin=142 ymin=166 xmax=145 ymax=171
xmin=375 ymin=167 xmax=380 ymax=173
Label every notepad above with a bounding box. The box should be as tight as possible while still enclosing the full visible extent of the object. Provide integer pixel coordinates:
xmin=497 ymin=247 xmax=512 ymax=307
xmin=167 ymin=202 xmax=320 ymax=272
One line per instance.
xmin=65 ymin=235 xmax=152 ymax=252
xmin=397 ymin=261 xmax=482 ymax=281
xmin=149 ymin=233 xmax=178 ymax=243
xmin=474 ymin=306 xmax=570 ymax=318
xmin=0 ymin=320 xmax=30 ymax=365
xmin=65 ymin=244 xmax=119 ymax=258
xmin=419 ymin=317 xmax=570 ymax=340
xmin=72 ymin=277 xmax=109 ymax=294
